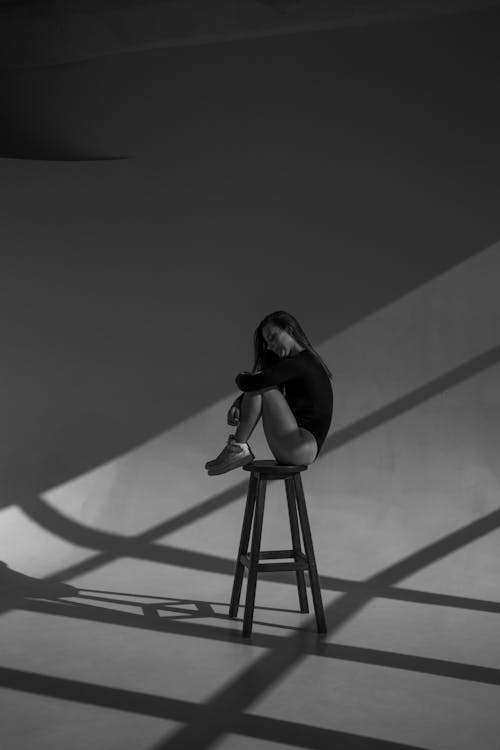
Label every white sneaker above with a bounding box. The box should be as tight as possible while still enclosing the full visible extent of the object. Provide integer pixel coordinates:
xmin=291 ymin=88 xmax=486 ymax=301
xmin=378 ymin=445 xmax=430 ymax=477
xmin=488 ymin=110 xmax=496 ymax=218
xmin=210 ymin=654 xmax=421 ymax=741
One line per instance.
xmin=205 ymin=436 xmax=254 ymax=475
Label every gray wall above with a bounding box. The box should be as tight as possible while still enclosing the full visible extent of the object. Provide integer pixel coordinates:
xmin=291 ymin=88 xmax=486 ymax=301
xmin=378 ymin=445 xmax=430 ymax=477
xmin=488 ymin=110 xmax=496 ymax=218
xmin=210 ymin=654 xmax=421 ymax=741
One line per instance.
xmin=1 ymin=7 xmax=499 ymax=508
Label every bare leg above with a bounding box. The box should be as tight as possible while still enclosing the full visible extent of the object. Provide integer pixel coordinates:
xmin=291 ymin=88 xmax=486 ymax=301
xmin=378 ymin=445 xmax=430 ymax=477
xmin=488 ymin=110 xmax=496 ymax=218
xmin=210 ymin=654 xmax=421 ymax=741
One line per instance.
xmin=234 ymin=392 xmax=262 ymax=443
xmin=206 ymin=388 xmax=316 ymax=474
xmin=261 ymin=388 xmax=317 ymax=465
xmin=205 ymin=393 xmax=261 ymax=473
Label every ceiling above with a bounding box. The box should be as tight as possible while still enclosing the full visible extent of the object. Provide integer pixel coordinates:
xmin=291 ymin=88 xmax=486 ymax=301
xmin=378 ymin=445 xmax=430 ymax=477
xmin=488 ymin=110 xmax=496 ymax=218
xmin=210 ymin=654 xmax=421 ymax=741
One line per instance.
xmin=1 ymin=0 xmax=500 ymax=68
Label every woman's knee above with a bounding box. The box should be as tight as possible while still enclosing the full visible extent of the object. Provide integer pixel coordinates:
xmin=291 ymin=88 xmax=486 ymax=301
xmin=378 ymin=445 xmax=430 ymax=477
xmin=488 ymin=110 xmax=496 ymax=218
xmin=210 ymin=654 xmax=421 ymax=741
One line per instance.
xmin=261 ymin=388 xmax=295 ymax=425
xmin=241 ymin=391 xmax=262 ymax=415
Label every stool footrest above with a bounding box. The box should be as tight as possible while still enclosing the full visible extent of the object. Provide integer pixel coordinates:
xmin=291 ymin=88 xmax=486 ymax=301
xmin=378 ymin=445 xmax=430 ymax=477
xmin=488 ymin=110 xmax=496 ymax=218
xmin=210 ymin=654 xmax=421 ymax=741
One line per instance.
xmin=239 ymin=551 xmax=308 ymax=573
xmin=258 ymin=560 xmax=309 ymax=573
xmin=259 ymin=549 xmax=297 ymax=560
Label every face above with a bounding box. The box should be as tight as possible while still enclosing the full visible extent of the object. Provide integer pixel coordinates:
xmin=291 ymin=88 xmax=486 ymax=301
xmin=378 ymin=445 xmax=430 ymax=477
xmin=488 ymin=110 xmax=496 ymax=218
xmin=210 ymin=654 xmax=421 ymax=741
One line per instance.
xmin=262 ymin=323 xmax=302 ymax=358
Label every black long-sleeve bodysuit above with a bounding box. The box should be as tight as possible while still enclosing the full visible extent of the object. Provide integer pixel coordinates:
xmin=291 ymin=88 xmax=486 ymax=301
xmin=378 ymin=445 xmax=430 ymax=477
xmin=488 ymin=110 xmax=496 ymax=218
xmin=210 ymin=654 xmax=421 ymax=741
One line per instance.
xmin=235 ymin=350 xmax=333 ymax=456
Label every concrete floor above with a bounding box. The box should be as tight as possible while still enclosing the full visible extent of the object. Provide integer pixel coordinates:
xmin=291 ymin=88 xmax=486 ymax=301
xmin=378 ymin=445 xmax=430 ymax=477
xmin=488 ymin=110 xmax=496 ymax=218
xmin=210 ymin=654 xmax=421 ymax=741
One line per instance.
xmin=1 ymin=244 xmax=500 ymax=750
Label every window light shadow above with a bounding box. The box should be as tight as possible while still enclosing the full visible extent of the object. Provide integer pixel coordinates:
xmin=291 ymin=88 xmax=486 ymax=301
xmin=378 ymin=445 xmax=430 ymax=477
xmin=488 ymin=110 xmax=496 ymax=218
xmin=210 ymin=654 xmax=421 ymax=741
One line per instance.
xmin=0 ymin=664 xmax=431 ymax=750
xmin=12 ymin=340 xmax=500 ymax=595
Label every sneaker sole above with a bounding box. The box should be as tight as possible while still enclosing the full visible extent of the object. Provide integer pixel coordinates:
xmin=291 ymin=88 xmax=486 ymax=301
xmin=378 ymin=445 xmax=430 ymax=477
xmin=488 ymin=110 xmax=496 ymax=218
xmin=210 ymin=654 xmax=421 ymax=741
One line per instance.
xmin=207 ymin=455 xmax=254 ymax=476
xmin=205 ymin=447 xmax=241 ymax=469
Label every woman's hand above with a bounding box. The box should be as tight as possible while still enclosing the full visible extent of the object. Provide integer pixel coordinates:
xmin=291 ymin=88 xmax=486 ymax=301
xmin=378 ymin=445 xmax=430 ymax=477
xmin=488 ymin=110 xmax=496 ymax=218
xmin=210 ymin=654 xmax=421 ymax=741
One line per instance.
xmin=227 ymin=403 xmax=240 ymax=426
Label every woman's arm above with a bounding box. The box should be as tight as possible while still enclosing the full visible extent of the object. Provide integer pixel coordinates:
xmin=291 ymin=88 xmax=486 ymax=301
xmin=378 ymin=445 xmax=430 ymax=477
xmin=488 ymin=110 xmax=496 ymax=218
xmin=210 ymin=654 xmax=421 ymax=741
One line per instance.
xmin=230 ymin=393 xmax=244 ymax=409
xmin=235 ymin=357 xmax=299 ymax=393
xmin=227 ymin=393 xmax=243 ymax=426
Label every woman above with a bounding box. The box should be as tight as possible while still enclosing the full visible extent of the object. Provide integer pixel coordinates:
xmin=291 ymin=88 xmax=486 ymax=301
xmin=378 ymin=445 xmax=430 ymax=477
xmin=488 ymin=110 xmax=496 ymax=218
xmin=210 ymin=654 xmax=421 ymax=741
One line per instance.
xmin=205 ymin=311 xmax=333 ymax=476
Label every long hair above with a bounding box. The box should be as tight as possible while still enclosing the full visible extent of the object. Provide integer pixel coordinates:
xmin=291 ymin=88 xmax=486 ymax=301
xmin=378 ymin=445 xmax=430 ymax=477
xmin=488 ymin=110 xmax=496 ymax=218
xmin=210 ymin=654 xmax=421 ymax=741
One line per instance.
xmin=252 ymin=310 xmax=332 ymax=378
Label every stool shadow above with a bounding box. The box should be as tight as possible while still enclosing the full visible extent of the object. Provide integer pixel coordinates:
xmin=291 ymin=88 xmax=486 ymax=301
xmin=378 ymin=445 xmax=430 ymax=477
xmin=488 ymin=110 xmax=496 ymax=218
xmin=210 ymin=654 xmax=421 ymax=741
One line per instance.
xmin=79 ymin=587 xmax=302 ymax=615
xmin=76 ymin=589 xmax=313 ymax=633
xmin=0 ymin=566 xmax=313 ymax=635
xmin=0 ymin=561 xmax=78 ymax=603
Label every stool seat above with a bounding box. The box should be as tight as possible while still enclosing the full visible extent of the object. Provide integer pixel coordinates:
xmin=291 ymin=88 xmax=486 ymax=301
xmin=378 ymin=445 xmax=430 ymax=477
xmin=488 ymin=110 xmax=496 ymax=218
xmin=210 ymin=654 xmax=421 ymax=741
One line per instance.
xmin=243 ymin=460 xmax=308 ymax=477
xmin=230 ymin=460 xmax=327 ymax=637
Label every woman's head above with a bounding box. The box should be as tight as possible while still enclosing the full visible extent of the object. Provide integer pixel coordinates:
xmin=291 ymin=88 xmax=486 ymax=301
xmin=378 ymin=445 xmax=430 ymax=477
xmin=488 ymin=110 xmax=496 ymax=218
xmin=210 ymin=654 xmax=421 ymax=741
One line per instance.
xmin=253 ymin=310 xmax=332 ymax=377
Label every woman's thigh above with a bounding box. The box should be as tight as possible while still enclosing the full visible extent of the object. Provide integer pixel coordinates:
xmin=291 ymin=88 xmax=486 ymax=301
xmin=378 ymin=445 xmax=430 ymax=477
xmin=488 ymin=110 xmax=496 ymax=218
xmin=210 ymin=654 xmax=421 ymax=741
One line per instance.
xmin=261 ymin=388 xmax=318 ymax=465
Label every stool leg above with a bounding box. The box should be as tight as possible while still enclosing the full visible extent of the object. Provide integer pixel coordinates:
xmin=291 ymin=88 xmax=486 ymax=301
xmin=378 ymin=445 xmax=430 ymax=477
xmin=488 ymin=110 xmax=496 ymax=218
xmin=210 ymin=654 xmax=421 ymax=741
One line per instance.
xmin=293 ymin=474 xmax=327 ymax=634
xmin=242 ymin=477 xmax=266 ymax=638
xmin=229 ymin=473 xmax=258 ymax=618
xmin=285 ymin=477 xmax=309 ymax=614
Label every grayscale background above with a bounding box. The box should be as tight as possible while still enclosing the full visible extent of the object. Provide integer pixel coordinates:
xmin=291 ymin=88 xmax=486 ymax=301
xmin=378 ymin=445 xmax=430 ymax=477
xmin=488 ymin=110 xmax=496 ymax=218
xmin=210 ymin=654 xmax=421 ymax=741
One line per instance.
xmin=1 ymin=3 xmax=500 ymax=749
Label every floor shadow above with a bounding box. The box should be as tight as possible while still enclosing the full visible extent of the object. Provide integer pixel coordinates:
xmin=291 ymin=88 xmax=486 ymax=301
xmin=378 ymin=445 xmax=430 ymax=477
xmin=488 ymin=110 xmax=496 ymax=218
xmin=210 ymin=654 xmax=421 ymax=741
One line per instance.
xmin=1 ymin=295 xmax=499 ymax=750
xmin=9 ymin=585 xmax=313 ymax=642
xmin=367 ymin=508 xmax=500 ymax=589
xmin=14 ymin=340 xmax=500 ymax=592
xmin=0 ymin=663 xmax=430 ymax=750
xmin=3 ymin=514 xmax=500 ymax=750
xmin=367 ymin=584 xmax=500 ymax=614
xmin=0 ymin=561 xmax=78 ymax=602
xmin=323 ymin=642 xmax=500 ymax=687
xmin=13 ymin=588 xmax=500 ymax=688
xmin=78 ymin=587 xmax=302 ymax=615
xmin=80 ymin=581 xmax=500 ymax=617
xmin=144 ymin=505 xmax=500 ymax=750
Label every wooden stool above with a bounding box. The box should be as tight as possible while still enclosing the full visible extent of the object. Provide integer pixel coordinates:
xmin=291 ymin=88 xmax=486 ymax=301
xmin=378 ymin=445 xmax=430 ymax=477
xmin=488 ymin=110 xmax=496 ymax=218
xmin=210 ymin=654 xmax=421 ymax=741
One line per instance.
xmin=229 ymin=460 xmax=327 ymax=638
